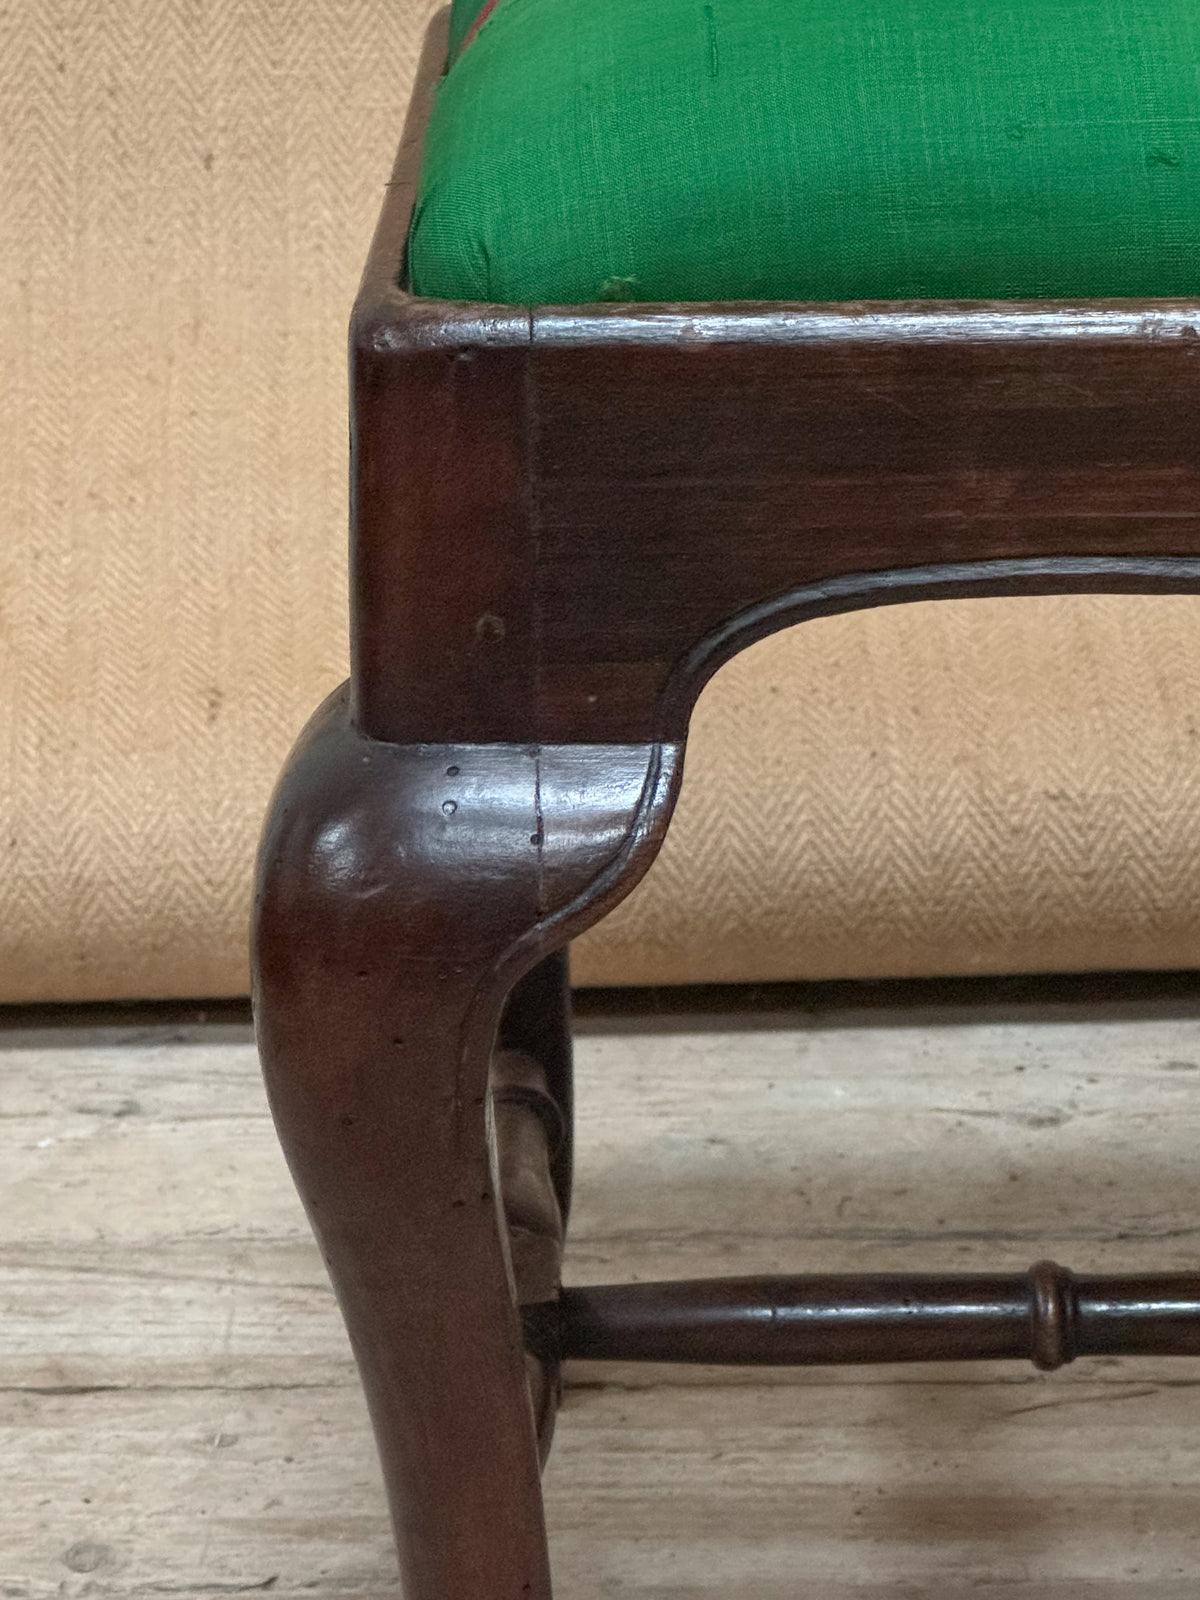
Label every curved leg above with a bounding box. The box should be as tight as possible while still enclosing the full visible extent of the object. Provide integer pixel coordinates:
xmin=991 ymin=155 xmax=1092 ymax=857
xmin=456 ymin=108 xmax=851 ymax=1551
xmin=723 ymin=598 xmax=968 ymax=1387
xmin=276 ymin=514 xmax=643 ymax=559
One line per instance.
xmin=499 ymin=950 xmax=573 ymax=1224
xmin=491 ymin=1043 xmax=565 ymax=1462
xmin=252 ymin=686 xmax=679 ymax=1600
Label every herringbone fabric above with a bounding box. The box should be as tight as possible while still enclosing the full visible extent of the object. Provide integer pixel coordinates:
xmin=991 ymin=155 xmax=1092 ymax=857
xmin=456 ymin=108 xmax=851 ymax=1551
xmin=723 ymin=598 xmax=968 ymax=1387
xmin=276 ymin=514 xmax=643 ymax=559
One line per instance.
xmin=581 ymin=596 xmax=1200 ymax=986
xmin=4 ymin=0 xmax=1200 ymax=1001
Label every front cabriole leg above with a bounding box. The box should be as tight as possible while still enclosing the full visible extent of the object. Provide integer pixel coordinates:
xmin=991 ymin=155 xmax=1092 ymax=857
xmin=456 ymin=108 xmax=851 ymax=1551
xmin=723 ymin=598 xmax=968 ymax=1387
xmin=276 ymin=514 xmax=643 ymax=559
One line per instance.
xmin=252 ymin=685 xmax=679 ymax=1600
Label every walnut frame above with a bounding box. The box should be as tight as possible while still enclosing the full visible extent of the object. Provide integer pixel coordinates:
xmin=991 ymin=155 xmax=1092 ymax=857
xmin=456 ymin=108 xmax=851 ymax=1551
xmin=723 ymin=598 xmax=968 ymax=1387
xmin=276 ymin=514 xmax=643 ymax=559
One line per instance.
xmin=253 ymin=11 xmax=1200 ymax=1597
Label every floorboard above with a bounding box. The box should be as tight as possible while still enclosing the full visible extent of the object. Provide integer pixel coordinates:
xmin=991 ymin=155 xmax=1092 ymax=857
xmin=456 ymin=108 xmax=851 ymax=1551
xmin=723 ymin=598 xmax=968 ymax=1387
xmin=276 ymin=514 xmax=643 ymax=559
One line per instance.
xmin=4 ymin=994 xmax=1200 ymax=1594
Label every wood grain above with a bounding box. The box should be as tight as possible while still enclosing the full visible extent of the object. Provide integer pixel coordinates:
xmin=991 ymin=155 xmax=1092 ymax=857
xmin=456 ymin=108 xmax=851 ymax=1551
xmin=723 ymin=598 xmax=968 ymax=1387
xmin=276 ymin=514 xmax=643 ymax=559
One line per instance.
xmin=7 ymin=996 xmax=1200 ymax=1594
xmin=252 ymin=13 xmax=1200 ymax=1590
xmin=347 ymin=4 xmax=1200 ymax=747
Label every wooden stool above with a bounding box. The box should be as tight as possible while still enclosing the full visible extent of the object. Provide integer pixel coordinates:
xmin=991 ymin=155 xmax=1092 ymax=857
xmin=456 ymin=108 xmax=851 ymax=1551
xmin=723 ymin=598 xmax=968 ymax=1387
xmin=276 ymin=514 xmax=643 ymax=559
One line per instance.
xmin=252 ymin=12 xmax=1200 ymax=1596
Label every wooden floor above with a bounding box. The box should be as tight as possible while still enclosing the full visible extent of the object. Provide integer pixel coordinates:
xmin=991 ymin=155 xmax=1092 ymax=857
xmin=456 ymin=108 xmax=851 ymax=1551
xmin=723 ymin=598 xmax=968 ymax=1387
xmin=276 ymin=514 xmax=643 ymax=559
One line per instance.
xmin=5 ymin=984 xmax=1200 ymax=1597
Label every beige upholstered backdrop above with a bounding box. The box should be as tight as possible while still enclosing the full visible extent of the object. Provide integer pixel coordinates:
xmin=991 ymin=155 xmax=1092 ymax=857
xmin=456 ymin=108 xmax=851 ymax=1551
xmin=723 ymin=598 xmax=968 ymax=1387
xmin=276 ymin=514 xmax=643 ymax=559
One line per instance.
xmin=5 ymin=0 xmax=1200 ymax=1002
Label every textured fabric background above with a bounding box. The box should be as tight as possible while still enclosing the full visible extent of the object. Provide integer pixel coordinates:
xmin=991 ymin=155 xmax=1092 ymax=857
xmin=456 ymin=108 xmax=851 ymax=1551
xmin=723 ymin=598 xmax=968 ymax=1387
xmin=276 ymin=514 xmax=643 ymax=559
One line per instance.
xmin=412 ymin=0 xmax=1200 ymax=303
xmin=4 ymin=0 xmax=1200 ymax=1002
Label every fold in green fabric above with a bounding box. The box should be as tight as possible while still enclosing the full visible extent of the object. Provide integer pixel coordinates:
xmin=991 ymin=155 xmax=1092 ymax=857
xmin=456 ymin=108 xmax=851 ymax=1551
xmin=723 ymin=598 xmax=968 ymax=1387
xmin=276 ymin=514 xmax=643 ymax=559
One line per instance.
xmin=412 ymin=0 xmax=1200 ymax=304
xmin=447 ymin=0 xmax=490 ymax=60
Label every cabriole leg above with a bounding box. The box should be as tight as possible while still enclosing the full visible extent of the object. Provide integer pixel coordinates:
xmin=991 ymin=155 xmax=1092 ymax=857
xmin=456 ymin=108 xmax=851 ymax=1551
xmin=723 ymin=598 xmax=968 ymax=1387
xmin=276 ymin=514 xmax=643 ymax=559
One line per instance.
xmin=252 ymin=686 xmax=679 ymax=1599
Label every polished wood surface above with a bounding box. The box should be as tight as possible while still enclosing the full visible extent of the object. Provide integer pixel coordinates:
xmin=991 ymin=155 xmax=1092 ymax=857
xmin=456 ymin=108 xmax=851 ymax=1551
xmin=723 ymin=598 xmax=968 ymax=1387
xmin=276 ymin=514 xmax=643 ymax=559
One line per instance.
xmin=557 ymin=1266 xmax=1200 ymax=1369
xmin=349 ymin=14 xmax=1200 ymax=746
xmin=253 ymin=685 xmax=677 ymax=1600
xmin=491 ymin=1043 xmax=565 ymax=1458
xmin=353 ymin=292 xmax=1200 ymax=746
xmin=251 ymin=9 xmax=1200 ymax=1595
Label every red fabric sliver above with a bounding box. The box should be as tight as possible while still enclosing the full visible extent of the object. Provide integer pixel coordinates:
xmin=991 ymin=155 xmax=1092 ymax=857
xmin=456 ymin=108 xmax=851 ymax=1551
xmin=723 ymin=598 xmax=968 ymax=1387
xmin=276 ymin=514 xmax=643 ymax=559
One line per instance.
xmin=459 ymin=0 xmax=504 ymax=55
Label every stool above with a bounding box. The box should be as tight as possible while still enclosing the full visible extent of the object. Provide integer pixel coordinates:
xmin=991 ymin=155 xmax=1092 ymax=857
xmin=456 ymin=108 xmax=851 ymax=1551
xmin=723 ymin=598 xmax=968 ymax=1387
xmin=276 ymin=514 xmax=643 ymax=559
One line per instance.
xmin=252 ymin=6 xmax=1200 ymax=1595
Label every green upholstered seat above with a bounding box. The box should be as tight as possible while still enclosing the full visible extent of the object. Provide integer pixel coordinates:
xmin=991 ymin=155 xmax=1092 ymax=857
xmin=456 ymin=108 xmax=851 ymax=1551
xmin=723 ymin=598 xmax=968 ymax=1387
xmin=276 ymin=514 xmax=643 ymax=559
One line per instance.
xmin=408 ymin=0 xmax=1200 ymax=305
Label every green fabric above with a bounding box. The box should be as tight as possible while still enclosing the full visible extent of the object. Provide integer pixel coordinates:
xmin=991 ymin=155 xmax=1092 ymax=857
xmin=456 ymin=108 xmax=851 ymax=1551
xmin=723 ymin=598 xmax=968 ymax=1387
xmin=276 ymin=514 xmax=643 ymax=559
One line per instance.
xmin=447 ymin=0 xmax=488 ymax=61
xmin=411 ymin=0 xmax=1200 ymax=304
